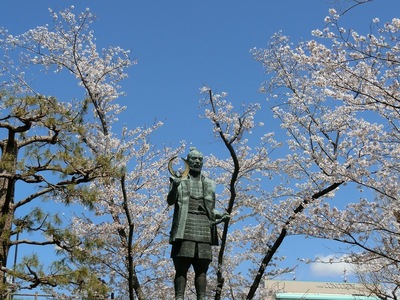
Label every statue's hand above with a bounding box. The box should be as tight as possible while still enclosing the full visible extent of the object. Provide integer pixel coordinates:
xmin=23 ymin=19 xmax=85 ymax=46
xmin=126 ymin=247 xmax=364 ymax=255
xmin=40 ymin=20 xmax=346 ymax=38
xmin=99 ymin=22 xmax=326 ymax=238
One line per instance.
xmin=220 ymin=213 xmax=230 ymax=222
xmin=170 ymin=176 xmax=181 ymax=188
xmin=213 ymin=212 xmax=230 ymax=225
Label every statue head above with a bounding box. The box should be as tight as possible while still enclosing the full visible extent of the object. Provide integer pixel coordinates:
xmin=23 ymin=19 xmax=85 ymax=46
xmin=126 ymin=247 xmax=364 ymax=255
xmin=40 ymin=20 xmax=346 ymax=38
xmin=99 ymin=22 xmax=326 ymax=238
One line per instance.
xmin=186 ymin=147 xmax=203 ymax=173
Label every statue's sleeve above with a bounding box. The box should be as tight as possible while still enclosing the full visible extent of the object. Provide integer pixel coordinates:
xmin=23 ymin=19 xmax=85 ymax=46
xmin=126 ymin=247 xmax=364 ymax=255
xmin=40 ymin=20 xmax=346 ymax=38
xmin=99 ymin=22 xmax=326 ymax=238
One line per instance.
xmin=167 ymin=178 xmax=179 ymax=205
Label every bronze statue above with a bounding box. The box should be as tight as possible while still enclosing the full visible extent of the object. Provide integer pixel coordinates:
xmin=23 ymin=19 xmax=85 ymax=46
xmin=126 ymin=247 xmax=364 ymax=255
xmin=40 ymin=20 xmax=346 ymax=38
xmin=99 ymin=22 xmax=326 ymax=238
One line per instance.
xmin=167 ymin=147 xmax=229 ymax=300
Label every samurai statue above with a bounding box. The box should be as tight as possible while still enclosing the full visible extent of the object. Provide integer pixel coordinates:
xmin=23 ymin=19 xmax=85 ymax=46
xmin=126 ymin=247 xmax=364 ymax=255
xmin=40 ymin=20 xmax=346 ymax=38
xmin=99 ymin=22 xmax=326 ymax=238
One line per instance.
xmin=167 ymin=147 xmax=229 ymax=300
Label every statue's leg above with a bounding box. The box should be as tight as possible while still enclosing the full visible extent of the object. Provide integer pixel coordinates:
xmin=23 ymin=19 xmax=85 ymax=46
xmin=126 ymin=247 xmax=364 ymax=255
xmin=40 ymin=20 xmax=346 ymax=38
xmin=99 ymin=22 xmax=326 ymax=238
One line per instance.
xmin=193 ymin=258 xmax=210 ymax=300
xmin=173 ymin=257 xmax=192 ymax=300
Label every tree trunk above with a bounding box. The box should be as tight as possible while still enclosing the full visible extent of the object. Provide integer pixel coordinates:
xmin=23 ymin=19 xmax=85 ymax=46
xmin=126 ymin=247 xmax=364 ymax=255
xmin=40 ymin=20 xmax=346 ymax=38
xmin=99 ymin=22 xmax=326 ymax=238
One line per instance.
xmin=246 ymin=181 xmax=344 ymax=299
xmin=0 ymin=132 xmax=17 ymax=295
xmin=121 ymin=175 xmax=146 ymax=300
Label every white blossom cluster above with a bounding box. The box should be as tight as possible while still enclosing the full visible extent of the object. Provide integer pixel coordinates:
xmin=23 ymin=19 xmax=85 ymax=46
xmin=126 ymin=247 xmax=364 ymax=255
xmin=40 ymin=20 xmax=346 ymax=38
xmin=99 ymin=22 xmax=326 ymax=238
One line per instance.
xmin=250 ymin=9 xmax=400 ymax=297
xmin=1 ymin=4 xmax=399 ymax=299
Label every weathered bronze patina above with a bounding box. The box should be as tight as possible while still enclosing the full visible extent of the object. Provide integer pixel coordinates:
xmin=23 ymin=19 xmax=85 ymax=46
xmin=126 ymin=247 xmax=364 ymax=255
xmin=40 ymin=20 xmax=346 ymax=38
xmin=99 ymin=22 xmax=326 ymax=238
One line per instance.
xmin=167 ymin=147 xmax=228 ymax=300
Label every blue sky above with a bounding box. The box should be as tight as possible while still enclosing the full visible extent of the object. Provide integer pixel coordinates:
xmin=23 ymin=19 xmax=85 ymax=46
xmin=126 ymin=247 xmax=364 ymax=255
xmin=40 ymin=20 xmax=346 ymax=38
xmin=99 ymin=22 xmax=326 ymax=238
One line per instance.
xmin=3 ymin=1 xmax=398 ymax=149
xmin=2 ymin=0 xmax=399 ymax=285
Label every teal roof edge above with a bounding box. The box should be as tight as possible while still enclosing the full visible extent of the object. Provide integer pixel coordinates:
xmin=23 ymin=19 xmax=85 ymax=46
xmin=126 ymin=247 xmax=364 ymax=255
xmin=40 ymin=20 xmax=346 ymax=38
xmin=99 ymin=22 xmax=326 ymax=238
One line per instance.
xmin=275 ymin=293 xmax=379 ymax=300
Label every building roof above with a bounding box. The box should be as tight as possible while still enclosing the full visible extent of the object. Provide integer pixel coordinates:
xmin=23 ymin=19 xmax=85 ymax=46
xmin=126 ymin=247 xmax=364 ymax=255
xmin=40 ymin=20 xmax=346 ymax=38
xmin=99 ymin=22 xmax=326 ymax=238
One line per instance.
xmin=275 ymin=293 xmax=378 ymax=300
xmin=265 ymin=280 xmax=379 ymax=300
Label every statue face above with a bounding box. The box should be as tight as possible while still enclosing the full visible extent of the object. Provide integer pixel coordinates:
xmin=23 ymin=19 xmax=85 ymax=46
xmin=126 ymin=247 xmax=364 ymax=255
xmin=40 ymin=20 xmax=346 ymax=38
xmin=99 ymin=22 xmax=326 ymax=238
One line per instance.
xmin=187 ymin=152 xmax=203 ymax=172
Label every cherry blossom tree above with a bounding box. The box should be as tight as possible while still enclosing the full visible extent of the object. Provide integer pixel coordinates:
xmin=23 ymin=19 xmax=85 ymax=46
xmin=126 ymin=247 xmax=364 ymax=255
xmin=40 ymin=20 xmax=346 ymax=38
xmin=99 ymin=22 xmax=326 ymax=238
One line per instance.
xmin=0 ymin=6 xmax=280 ymax=299
xmin=0 ymin=6 xmax=135 ymax=297
xmin=62 ymin=131 xmax=185 ymax=299
xmin=1 ymin=5 xmax=293 ymax=299
xmin=1 ymin=3 xmax=398 ymax=300
xmin=250 ymin=5 xmax=400 ymax=299
xmin=197 ymin=89 xmax=285 ymax=299
xmin=196 ymin=88 xmax=348 ymax=299
xmin=64 ymin=2 xmax=398 ymax=298
xmin=160 ymin=2 xmax=399 ymax=299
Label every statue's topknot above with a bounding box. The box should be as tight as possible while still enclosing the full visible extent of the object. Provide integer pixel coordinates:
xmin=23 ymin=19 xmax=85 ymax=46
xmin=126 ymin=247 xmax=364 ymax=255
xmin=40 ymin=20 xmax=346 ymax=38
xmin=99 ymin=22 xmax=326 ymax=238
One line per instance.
xmin=187 ymin=147 xmax=203 ymax=160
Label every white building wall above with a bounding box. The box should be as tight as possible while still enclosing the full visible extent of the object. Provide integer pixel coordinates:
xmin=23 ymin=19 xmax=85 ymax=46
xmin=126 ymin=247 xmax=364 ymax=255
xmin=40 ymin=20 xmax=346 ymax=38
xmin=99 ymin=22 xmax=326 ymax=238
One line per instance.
xmin=264 ymin=280 xmax=377 ymax=300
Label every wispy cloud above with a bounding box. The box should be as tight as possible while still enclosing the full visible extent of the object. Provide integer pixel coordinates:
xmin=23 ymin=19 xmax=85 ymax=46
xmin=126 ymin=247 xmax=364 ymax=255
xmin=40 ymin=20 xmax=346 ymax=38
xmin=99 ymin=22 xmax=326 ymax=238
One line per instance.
xmin=309 ymin=254 xmax=355 ymax=278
